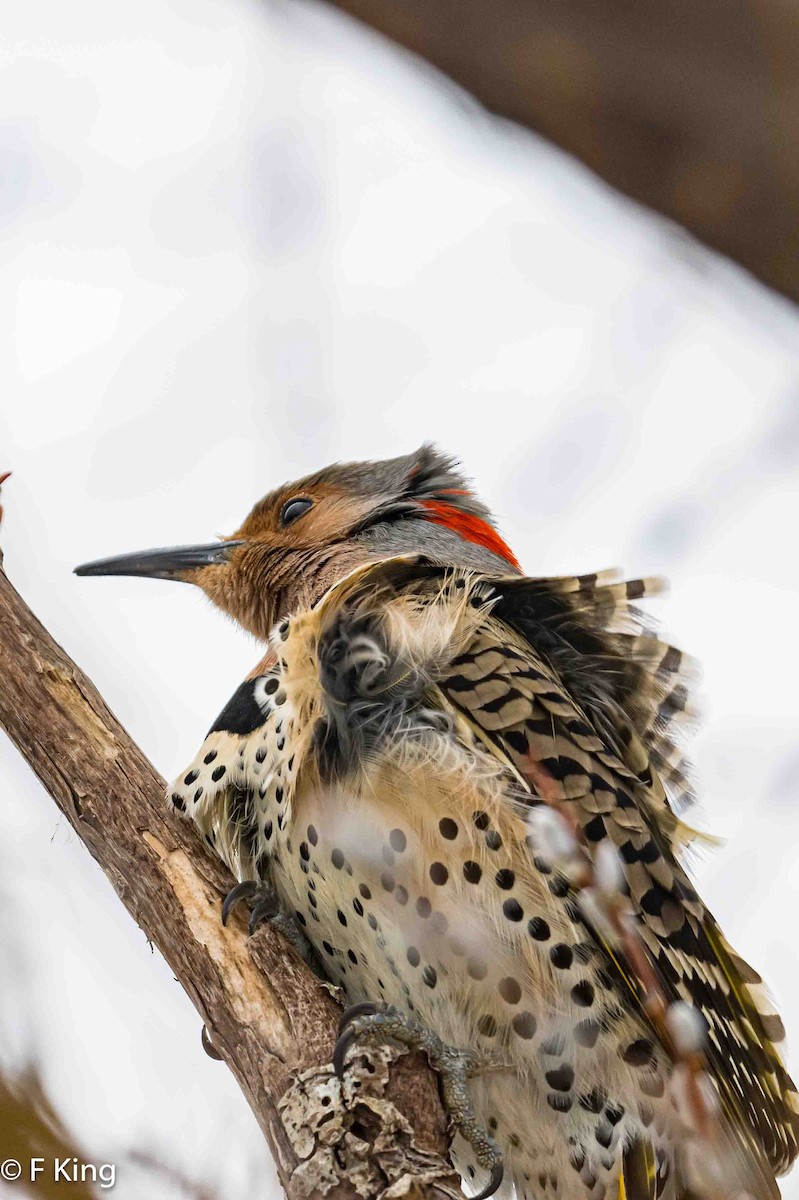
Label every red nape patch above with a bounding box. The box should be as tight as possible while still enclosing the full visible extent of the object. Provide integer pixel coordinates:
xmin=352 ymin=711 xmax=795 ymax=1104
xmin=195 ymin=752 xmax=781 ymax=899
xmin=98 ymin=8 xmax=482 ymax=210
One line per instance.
xmin=421 ymin=500 xmax=521 ymax=571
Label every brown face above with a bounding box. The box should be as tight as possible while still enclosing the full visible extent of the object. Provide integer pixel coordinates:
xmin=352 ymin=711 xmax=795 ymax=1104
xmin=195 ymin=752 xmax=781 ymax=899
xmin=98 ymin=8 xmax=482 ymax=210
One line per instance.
xmin=190 ymin=479 xmax=386 ymax=638
xmin=74 ymin=472 xmax=391 ymax=641
xmin=74 ymin=444 xmax=520 ymax=639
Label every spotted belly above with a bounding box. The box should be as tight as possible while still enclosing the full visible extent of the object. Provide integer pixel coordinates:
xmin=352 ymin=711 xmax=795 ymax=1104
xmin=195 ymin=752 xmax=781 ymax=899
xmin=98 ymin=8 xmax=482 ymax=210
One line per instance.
xmin=268 ymin=743 xmax=678 ymax=1200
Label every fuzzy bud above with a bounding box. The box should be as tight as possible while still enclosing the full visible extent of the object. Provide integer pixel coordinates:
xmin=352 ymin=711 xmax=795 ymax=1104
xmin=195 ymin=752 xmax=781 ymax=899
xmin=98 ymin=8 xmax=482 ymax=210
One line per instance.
xmin=527 ymin=806 xmax=578 ymax=869
xmin=578 ymin=888 xmax=619 ymax=946
xmin=593 ymin=840 xmax=626 ymax=897
xmin=666 ymin=1001 xmax=707 ymax=1056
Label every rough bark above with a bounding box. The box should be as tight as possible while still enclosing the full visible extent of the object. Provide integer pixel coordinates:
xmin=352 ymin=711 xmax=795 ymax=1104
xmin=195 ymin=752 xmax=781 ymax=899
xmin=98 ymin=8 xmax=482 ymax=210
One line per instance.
xmin=318 ymin=0 xmax=799 ymax=305
xmin=0 ymin=555 xmax=460 ymax=1200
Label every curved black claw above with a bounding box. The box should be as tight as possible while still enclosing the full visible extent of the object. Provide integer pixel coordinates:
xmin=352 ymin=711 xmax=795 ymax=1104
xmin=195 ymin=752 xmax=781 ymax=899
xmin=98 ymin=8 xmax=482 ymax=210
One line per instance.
xmin=333 ymin=1026 xmax=358 ymax=1079
xmin=334 ymin=1001 xmax=392 ymax=1075
xmin=201 ymin=1025 xmax=223 ymax=1061
xmin=337 ymin=1000 xmax=383 ymax=1036
xmin=472 ymin=1162 xmax=504 ymax=1200
xmin=248 ymin=892 xmax=280 ymax=935
xmin=221 ymin=881 xmax=259 ymax=926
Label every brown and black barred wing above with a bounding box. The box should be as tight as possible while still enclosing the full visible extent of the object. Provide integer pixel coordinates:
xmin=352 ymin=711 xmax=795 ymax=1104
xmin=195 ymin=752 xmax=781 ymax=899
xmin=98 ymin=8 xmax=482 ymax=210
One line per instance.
xmin=435 ymin=570 xmax=799 ymax=1186
xmin=491 ymin=570 xmax=699 ymax=820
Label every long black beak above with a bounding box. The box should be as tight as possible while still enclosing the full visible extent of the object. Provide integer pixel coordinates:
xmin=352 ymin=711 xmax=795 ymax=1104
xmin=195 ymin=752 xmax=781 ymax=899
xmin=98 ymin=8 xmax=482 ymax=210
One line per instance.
xmin=74 ymin=540 xmax=245 ymax=582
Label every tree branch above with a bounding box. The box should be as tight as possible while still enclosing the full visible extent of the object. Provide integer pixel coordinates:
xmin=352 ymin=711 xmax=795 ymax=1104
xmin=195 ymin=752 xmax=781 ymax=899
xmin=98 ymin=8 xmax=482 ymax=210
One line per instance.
xmin=0 ymin=554 xmax=460 ymax=1200
xmin=318 ymin=0 xmax=799 ymax=305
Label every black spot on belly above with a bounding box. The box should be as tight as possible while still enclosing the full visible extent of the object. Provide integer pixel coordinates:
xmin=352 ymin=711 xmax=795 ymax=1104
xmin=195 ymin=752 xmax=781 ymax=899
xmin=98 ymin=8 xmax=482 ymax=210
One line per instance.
xmin=571 ymin=980 xmax=595 ymax=1007
xmin=550 ymin=944 xmax=573 ymax=969
xmin=389 ymin=828 xmax=407 ymax=852
xmin=623 ymin=1039 xmax=655 ymax=1067
xmin=545 ymin=1065 xmax=574 ymax=1092
xmin=595 ymin=1121 xmax=614 ymax=1149
xmin=512 ymin=1012 xmax=536 ymax=1039
xmin=430 ymin=862 xmax=448 ymax=885
xmin=463 ymin=861 xmax=482 ymax=884
xmin=579 ymin=1087 xmax=607 ymax=1113
xmin=498 ymin=977 xmax=521 ymax=1004
xmin=528 ymin=917 xmax=550 ymax=941
xmin=439 ymin=818 xmax=458 ymax=839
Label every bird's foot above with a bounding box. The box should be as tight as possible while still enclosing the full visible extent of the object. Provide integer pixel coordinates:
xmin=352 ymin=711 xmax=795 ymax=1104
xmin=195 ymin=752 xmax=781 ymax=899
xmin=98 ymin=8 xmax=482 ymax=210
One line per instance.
xmin=334 ymin=1001 xmax=504 ymax=1200
xmin=221 ymin=881 xmax=326 ymax=978
xmin=221 ymin=879 xmax=280 ymax=934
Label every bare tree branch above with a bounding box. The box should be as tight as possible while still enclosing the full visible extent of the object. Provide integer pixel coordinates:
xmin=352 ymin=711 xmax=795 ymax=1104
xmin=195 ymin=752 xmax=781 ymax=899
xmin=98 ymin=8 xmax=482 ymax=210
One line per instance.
xmin=317 ymin=0 xmax=799 ymax=305
xmin=0 ymin=553 xmax=461 ymax=1200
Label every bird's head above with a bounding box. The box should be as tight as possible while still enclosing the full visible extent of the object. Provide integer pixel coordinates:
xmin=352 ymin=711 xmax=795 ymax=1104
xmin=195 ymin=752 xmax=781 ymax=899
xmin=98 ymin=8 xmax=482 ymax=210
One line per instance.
xmin=75 ymin=445 xmax=521 ymax=639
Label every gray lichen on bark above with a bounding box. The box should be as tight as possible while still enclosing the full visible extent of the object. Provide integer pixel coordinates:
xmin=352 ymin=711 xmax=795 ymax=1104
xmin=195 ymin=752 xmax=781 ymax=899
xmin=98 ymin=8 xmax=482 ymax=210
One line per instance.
xmin=280 ymin=1047 xmax=461 ymax=1200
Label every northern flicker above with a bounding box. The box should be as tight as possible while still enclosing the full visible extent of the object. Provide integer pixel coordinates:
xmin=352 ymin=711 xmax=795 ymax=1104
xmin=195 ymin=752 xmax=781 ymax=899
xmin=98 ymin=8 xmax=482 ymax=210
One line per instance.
xmin=76 ymin=446 xmax=798 ymax=1200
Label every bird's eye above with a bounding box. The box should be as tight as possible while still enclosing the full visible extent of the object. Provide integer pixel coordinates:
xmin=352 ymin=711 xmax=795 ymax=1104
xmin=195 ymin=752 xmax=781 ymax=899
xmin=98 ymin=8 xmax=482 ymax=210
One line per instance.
xmin=280 ymin=497 xmax=313 ymax=527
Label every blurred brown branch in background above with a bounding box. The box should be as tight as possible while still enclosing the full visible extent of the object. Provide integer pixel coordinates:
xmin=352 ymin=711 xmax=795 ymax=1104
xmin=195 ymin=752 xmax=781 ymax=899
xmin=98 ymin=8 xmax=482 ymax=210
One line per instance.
xmin=0 ymin=1058 xmax=230 ymax=1199
xmin=319 ymin=0 xmax=799 ymax=304
xmin=0 ymin=502 xmax=458 ymax=1200
xmin=0 ymin=1069 xmax=96 ymax=1200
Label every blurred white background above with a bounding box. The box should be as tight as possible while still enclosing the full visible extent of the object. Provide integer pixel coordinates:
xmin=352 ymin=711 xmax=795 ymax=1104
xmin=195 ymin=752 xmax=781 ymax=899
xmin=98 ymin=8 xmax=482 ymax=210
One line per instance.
xmin=2 ymin=0 xmax=799 ymax=1196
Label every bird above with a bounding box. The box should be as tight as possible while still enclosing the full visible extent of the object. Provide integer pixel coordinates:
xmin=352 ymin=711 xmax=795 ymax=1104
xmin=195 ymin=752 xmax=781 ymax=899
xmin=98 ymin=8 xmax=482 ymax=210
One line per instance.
xmin=75 ymin=444 xmax=798 ymax=1200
